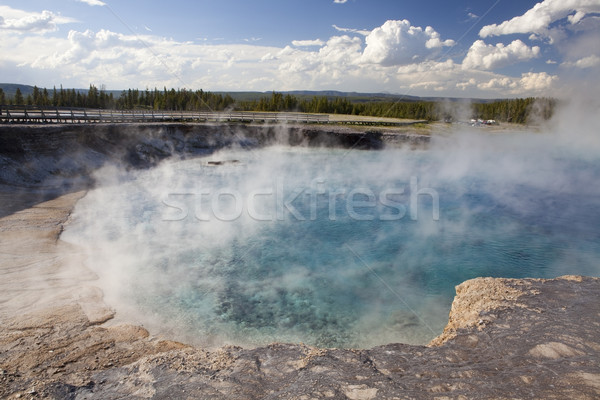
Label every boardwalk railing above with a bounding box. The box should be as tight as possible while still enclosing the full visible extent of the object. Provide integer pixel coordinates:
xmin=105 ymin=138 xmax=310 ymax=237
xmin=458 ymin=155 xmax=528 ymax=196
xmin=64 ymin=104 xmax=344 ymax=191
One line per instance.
xmin=0 ymin=106 xmax=330 ymax=124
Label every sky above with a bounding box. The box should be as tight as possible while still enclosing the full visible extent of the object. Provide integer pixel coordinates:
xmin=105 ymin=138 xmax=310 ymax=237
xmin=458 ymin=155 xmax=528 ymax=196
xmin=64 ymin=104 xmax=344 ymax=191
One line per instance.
xmin=1 ymin=0 xmax=599 ymax=98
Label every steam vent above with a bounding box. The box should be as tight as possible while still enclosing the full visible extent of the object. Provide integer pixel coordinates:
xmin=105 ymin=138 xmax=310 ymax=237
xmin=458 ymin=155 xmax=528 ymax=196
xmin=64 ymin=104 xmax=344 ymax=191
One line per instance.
xmin=1 ymin=122 xmax=599 ymax=399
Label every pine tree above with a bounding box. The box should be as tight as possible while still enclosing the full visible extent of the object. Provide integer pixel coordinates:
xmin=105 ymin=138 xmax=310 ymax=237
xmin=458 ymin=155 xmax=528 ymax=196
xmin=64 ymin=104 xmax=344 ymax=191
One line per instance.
xmin=32 ymin=86 xmax=41 ymax=105
xmin=52 ymin=86 xmax=58 ymax=106
xmin=14 ymin=88 xmax=24 ymax=105
xmin=88 ymin=85 xmax=99 ymax=108
xmin=42 ymin=88 xmax=50 ymax=106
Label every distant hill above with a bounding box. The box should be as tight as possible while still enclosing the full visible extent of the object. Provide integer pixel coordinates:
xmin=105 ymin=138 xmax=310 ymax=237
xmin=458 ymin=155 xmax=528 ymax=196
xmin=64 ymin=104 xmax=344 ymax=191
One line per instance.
xmin=0 ymin=83 xmax=498 ymax=104
xmin=214 ymin=90 xmax=498 ymax=104
xmin=0 ymin=84 xmax=35 ymax=98
xmin=287 ymin=90 xmax=423 ymax=102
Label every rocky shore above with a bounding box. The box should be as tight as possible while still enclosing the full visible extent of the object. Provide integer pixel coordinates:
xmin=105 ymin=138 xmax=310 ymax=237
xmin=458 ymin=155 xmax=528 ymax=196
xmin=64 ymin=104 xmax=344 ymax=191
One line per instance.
xmin=0 ymin=123 xmax=405 ymax=189
xmin=0 ymin=123 xmax=599 ymax=399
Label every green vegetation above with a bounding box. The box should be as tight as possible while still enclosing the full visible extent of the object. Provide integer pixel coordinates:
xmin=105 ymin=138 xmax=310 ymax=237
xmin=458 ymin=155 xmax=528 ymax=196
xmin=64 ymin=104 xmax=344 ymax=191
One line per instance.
xmin=2 ymin=85 xmax=555 ymax=124
xmin=14 ymin=88 xmax=24 ymax=106
xmin=1 ymin=85 xmax=115 ymax=109
xmin=113 ymin=88 xmax=236 ymax=110
xmin=472 ymin=97 xmax=556 ymax=124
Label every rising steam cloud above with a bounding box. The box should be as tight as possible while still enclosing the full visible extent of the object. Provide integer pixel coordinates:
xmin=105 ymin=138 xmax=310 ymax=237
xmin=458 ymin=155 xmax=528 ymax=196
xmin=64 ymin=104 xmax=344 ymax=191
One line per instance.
xmin=62 ymin=97 xmax=600 ymax=349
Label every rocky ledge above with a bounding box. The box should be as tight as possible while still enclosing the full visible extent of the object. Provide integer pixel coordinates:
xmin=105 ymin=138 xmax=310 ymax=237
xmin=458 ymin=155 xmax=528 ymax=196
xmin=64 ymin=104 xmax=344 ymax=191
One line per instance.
xmin=0 ymin=123 xmax=422 ymax=188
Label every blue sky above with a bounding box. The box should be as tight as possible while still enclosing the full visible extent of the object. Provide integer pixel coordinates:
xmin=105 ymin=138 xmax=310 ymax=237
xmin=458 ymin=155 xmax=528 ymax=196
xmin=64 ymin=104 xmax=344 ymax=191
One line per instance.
xmin=1 ymin=0 xmax=599 ymax=97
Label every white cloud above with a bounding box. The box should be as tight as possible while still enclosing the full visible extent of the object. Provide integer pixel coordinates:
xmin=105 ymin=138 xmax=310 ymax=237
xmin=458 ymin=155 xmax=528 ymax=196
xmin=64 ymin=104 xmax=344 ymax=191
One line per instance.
xmin=320 ymin=35 xmax=363 ymax=63
xmin=392 ymin=63 xmax=558 ymax=96
xmin=456 ymin=78 xmax=477 ymax=91
xmin=44 ymin=29 xmax=146 ymax=66
xmin=0 ymin=6 xmax=75 ymax=33
xmin=0 ymin=14 xmax=558 ymax=98
xmin=519 ymin=71 xmax=558 ymax=91
xmin=277 ymin=35 xmax=363 ymax=84
xmin=292 ymin=39 xmax=324 ymax=47
xmin=361 ymin=20 xmax=454 ymax=66
xmin=5 ymin=26 xmax=285 ymax=90
xmin=333 ymin=0 xmax=348 ymax=3
xmin=568 ymin=10 xmax=587 ymax=24
xmin=480 ymin=0 xmax=600 ymax=37
xmin=561 ymin=54 xmax=600 ymax=68
xmin=260 ymin=52 xmax=276 ymax=62
xmin=476 ymin=72 xmax=558 ymax=93
xmin=462 ymin=39 xmax=540 ymax=70
xmin=78 ymin=0 xmax=107 ymax=6
xmin=477 ymin=76 xmax=514 ymax=90
xmin=332 ymin=24 xmax=370 ymax=36
xmin=396 ymin=59 xmax=456 ymax=75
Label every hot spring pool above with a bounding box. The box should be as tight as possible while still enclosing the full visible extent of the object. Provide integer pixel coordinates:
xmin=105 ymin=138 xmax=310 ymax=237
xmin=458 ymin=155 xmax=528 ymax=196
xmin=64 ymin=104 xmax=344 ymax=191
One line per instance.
xmin=63 ymin=131 xmax=600 ymax=348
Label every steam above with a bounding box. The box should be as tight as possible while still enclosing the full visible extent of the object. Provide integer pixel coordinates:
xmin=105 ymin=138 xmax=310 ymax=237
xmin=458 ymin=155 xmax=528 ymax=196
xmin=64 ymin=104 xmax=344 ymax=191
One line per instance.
xmin=62 ymin=105 xmax=600 ymax=349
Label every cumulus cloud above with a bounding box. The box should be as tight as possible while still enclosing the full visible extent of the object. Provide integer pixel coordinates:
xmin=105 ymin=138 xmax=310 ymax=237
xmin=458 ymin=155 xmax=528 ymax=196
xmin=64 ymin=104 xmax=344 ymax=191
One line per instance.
xmin=0 ymin=6 xmax=75 ymax=33
xmin=396 ymin=59 xmax=456 ymax=75
xmin=78 ymin=0 xmax=107 ymax=6
xmin=476 ymin=72 xmax=557 ymax=93
xmin=462 ymin=39 xmax=540 ymax=70
xmin=12 ymin=26 xmax=286 ymax=89
xmin=292 ymin=39 xmax=325 ymax=47
xmin=41 ymin=29 xmax=146 ymax=66
xmin=561 ymin=54 xmax=600 ymax=68
xmin=362 ymin=19 xmax=454 ymax=66
xmin=278 ymin=35 xmax=363 ymax=81
xmin=392 ymin=62 xmax=557 ymax=96
xmin=320 ymin=35 xmax=363 ymax=65
xmin=480 ymin=0 xmax=600 ymax=37
xmin=478 ymin=77 xmax=513 ymax=90
xmin=1 ymin=10 xmax=558 ymax=98
xmin=520 ymin=71 xmax=559 ymax=91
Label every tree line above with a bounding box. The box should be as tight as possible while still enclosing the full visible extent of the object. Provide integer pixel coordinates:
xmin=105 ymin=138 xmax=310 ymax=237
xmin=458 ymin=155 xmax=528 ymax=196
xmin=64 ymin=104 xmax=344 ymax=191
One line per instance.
xmin=237 ymin=93 xmax=555 ymax=123
xmin=0 ymin=85 xmax=235 ymax=111
xmin=0 ymin=86 xmax=115 ymax=109
xmin=472 ymin=97 xmax=556 ymax=123
xmin=0 ymin=85 xmax=555 ymax=124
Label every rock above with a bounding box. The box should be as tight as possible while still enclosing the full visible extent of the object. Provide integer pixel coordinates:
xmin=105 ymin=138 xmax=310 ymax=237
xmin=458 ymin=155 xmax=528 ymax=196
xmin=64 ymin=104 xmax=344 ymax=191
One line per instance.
xmin=0 ymin=123 xmax=393 ymax=188
xmin=343 ymin=385 xmax=378 ymax=400
xmin=529 ymin=342 xmax=585 ymax=359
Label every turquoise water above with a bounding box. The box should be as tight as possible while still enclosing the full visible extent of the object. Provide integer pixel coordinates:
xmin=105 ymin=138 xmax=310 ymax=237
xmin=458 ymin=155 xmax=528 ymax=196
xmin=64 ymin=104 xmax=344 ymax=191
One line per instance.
xmin=63 ymin=132 xmax=600 ymax=348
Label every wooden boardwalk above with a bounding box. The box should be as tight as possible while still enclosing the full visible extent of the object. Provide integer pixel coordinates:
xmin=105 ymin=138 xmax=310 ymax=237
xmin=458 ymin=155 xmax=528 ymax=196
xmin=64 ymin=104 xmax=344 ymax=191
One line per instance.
xmin=0 ymin=106 xmax=329 ymax=124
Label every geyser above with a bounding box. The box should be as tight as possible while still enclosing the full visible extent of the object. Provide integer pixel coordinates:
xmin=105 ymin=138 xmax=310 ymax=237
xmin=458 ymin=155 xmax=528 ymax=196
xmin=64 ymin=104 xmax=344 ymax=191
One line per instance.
xmin=62 ymin=127 xmax=600 ymax=349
